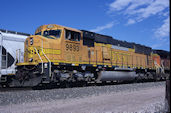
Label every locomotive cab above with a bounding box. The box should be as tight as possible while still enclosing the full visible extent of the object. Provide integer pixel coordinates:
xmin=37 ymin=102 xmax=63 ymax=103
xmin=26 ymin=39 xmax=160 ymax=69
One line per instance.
xmin=15 ymin=24 xmax=84 ymax=86
xmin=23 ymin=28 xmax=63 ymax=64
xmin=18 ymin=24 xmax=83 ymax=66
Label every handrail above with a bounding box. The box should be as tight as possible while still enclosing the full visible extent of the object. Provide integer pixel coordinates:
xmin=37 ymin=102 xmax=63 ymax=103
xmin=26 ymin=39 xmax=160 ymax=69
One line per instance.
xmin=41 ymin=40 xmax=52 ymax=77
xmin=34 ymin=47 xmax=44 ymax=74
xmin=42 ymin=50 xmax=51 ymax=62
xmin=160 ymin=60 xmax=165 ymax=74
xmin=154 ymin=61 xmax=160 ymax=68
xmin=42 ymin=49 xmax=52 ymax=77
xmin=154 ymin=61 xmax=165 ymax=74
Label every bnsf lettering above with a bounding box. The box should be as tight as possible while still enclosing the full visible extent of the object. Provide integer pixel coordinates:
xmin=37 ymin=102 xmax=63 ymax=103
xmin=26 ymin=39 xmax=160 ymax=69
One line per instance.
xmin=66 ymin=43 xmax=79 ymax=51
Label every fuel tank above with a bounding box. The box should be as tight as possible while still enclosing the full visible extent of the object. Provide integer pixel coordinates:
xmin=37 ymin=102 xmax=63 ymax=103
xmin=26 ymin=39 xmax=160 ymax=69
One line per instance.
xmin=99 ymin=71 xmax=137 ymax=81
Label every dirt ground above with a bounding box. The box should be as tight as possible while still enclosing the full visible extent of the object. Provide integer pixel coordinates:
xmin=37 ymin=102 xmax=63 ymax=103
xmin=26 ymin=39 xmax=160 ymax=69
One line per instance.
xmin=0 ymin=83 xmax=166 ymax=113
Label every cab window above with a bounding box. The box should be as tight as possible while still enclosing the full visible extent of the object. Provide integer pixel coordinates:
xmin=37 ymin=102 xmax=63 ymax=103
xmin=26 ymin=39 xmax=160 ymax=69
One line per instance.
xmin=35 ymin=32 xmax=41 ymax=35
xmin=43 ymin=30 xmax=61 ymax=39
xmin=65 ymin=30 xmax=80 ymax=41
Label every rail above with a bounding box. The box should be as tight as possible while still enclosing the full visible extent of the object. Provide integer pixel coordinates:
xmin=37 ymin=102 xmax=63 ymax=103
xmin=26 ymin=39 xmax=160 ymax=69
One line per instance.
xmin=41 ymin=40 xmax=52 ymax=77
xmin=34 ymin=47 xmax=44 ymax=74
xmin=41 ymin=48 xmax=52 ymax=77
xmin=154 ymin=61 xmax=164 ymax=74
xmin=160 ymin=60 xmax=165 ymax=73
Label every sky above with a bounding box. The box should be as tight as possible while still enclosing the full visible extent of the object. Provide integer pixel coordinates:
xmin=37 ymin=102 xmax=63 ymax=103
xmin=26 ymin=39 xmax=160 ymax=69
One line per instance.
xmin=0 ymin=0 xmax=170 ymax=51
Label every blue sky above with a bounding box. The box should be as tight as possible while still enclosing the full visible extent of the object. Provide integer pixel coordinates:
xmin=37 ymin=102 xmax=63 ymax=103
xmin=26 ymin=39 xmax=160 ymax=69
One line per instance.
xmin=0 ymin=0 xmax=170 ymax=51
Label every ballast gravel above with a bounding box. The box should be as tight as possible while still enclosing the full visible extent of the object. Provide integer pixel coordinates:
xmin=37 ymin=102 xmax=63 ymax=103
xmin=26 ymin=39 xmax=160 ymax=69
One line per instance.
xmin=0 ymin=81 xmax=167 ymax=113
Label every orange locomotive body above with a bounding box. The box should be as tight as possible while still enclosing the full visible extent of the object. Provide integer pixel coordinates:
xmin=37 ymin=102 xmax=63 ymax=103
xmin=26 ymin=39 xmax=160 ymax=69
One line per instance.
xmin=14 ymin=24 xmax=169 ymax=87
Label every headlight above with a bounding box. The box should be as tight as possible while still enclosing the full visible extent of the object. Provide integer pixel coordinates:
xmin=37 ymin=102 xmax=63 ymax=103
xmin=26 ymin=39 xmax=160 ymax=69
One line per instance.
xmin=44 ymin=63 xmax=48 ymax=68
xmin=29 ymin=58 xmax=33 ymax=62
xmin=30 ymin=38 xmax=33 ymax=45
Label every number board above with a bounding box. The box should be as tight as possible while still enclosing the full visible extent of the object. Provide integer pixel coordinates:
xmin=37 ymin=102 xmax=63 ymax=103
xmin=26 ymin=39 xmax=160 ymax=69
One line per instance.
xmin=65 ymin=43 xmax=79 ymax=52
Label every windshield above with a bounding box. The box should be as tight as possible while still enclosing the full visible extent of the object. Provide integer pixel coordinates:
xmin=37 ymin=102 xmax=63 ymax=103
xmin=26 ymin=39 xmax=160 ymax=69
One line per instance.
xmin=43 ymin=30 xmax=61 ymax=39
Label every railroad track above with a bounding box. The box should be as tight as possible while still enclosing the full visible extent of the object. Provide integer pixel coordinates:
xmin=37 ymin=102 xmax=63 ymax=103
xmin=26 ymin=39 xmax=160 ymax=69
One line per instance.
xmin=0 ymin=79 xmax=163 ymax=92
xmin=0 ymin=81 xmax=165 ymax=113
xmin=0 ymin=87 xmax=32 ymax=92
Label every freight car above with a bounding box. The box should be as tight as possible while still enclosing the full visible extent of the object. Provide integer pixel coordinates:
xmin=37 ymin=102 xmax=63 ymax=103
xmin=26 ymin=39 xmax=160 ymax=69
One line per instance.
xmin=0 ymin=29 xmax=30 ymax=87
xmin=10 ymin=24 xmax=170 ymax=87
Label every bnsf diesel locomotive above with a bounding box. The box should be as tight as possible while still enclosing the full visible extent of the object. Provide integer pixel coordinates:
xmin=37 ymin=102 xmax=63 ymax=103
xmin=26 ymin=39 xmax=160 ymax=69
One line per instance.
xmin=13 ymin=24 xmax=170 ymax=87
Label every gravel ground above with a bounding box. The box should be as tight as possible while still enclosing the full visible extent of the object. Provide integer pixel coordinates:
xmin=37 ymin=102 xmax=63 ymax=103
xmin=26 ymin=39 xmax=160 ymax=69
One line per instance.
xmin=0 ymin=81 xmax=167 ymax=113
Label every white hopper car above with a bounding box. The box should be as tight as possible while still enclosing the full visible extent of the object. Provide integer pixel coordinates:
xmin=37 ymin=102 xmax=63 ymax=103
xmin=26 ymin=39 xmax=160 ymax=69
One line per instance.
xmin=0 ymin=29 xmax=30 ymax=87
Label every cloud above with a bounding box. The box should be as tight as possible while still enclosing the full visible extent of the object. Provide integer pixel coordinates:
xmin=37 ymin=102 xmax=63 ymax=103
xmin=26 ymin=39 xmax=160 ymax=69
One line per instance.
xmin=109 ymin=0 xmax=169 ymax=24
xmin=108 ymin=0 xmax=170 ymax=50
xmin=148 ymin=16 xmax=170 ymax=49
xmin=90 ymin=22 xmax=114 ymax=32
xmin=109 ymin=0 xmax=132 ymax=11
xmin=155 ymin=17 xmax=170 ymax=38
xmin=127 ymin=19 xmax=136 ymax=25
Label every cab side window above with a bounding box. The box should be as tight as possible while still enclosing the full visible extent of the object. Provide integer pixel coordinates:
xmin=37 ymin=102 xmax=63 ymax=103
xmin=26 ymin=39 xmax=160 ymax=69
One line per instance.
xmin=65 ymin=30 xmax=80 ymax=41
xmin=35 ymin=32 xmax=41 ymax=35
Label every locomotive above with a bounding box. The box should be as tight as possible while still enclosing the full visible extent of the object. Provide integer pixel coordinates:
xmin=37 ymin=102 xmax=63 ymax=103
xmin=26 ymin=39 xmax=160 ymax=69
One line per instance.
xmin=12 ymin=24 xmax=170 ymax=87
